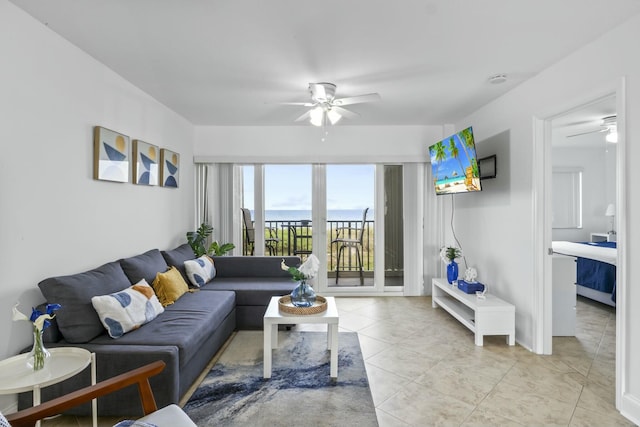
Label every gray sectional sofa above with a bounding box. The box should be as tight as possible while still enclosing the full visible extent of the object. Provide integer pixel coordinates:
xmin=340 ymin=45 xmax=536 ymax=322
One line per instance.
xmin=20 ymin=244 xmax=299 ymax=416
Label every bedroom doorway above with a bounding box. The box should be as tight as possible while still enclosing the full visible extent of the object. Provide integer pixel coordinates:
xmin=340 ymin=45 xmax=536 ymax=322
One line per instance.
xmin=542 ymin=92 xmax=621 ymax=350
xmin=534 ymin=82 xmax=627 ymax=410
xmin=550 ymin=95 xmax=618 ymax=337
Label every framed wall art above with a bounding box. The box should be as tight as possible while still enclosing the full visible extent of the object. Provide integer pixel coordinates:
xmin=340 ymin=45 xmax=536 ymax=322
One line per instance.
xmin=93 ymin=126 xmax=130 ymax=183
xmin=160 ymin=148 xmax=180 ymax=188
xmin=132 ymin=140 xmax=159 ymax=185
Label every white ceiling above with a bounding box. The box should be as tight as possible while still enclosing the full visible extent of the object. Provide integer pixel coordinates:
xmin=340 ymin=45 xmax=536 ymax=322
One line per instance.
xmin=9 ymin=0 xmax=640 ymax=126
xmin=552 ymin=95 xmax=617 ymax=148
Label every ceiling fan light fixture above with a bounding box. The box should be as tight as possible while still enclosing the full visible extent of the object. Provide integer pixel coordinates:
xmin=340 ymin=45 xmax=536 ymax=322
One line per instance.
xmin=309 ymin=106 xmax=324 ymax=127
xmin=290 ymin=82 xmax=378 ymax=126
xmin=327 ymin=108 xmax=342 ymax=125
xmin=309 ymin=82 xmax=336 ymax=103
xmin=606 ymin=128 xmax=618 ymax=143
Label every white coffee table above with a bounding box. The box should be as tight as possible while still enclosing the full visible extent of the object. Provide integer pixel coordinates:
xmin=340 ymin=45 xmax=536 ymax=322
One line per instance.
xmin=263 ymin=296 xmax=339 ymax=379
xmin=0 ymin=347 xmax=96 ymax=427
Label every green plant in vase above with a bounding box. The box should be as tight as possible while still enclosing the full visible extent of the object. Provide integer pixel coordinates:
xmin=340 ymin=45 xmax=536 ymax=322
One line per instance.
xmin=281 ymin=254 xmax=320 ymax=307
xmin=440 ymin=246 xmax=463 ymax=284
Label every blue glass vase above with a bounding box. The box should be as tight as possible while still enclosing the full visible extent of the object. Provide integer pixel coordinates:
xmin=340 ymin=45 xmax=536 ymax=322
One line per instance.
xmin=290 ymin=280 xmax=316 ymax=307
xmin=446 ymin=261 xmax=459 ymax=284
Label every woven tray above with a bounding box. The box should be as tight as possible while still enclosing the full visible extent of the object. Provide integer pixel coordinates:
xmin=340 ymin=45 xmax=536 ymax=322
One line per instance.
xmin=278 ymin=295 xmax=327 ymax=315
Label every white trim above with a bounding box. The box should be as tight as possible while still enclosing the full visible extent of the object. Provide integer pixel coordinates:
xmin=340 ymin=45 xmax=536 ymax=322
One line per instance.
xmin=313 ymin=164 xmax=329 ymax=293
xmin=253 ymin=165 xmax=266 ymax=256
xmin=402 ymin=163 xmax=425 ymax=295
xmin=621 ymin=392 xmax=640 ymax=426
xmin=422 ymin=163 xmax=444 ymax=294
xmin=531 ymin=116 xmax=550 ymax=354
xmin=231 ymin=165 xmax=243 ymax=255
xmin=373 ymin=165 xmax=385 ymax=291
xmin=615 ymin=77 xmax=628 ymax=415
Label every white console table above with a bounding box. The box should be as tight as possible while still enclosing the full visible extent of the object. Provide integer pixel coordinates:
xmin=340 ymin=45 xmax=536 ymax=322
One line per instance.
xmin=432 ymin=278 xmax=515 ymax=346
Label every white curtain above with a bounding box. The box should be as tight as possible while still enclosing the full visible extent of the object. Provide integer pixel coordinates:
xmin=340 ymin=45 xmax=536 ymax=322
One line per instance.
xmin=423 ymin=164 xmax=445 ymax=293
xmin=194 ymin=163 xmax=242 ymax=254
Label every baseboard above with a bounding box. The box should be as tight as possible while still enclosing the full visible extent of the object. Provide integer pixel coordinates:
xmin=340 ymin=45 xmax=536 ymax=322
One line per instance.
xmin=620 ymin=391 xmax=640 ymax=425
xmin=1 ymin=399 xmax=17 ymax=416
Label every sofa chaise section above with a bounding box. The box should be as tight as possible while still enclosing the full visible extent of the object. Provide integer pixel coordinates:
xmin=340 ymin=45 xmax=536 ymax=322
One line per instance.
xmin=161 ymin=245 xmax=300 ymax=329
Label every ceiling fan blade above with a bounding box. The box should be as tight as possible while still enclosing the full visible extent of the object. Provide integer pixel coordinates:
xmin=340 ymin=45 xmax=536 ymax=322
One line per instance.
xmin=294 ymin=110 xmax=311 ymax=122
xmin=332 ymin=105 xmax=360 ymax=119
xmin=278 ymin=102 xmax=316 ymax=107
xmin=332 ymin=93 xmax=381 ymax=106
xmin=567 ymin=128 xmax=607 ymax=138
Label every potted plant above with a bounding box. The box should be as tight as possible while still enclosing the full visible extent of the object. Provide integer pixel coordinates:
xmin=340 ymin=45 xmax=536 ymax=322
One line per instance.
xmin=440 ymin=246 xmax=463 ymax=284
xmin=186 ymin=223 xmax=235 ymax=257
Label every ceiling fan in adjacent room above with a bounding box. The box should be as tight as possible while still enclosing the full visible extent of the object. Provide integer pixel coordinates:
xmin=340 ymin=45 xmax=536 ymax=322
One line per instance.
xmin=282 ymin=82 xmax=381 ymax=126
xmin=567 ymin=115 xmax=618 ymax=142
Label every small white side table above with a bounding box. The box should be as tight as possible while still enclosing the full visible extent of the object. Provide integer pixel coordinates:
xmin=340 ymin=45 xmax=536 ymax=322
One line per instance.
xmin=590 ymin=232 xmax=616 ymax=242
xmin=0 ymin=347 xmax=96 ymax=427
xmin=263 ymin=296 xmax=339 ymax=379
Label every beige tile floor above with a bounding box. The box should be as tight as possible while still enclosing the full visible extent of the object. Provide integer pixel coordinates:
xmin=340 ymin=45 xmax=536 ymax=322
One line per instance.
xmin=41 ymin=295 xmax=632 ymax=427
xmin=338 ymin=295 xmax=630 ymax=427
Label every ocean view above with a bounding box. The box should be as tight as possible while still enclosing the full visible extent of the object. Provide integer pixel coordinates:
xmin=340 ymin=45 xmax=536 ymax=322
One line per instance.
xmin=255 ymin=209 xmax=374 ymax=222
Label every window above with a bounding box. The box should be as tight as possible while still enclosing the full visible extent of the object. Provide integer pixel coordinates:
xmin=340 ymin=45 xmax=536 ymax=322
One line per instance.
xmin=552 ymin=168 xmax=582 ymax=229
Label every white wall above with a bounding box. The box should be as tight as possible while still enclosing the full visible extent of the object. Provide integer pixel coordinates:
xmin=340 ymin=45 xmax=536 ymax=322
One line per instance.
xmin=194 ymin=125 xmax=442 ymax=163
xmin=453 ymin=14 xmax=640 ymax=423
xmin=0 ymin=1 xmax=195 ymax=411
xmin=552 ymin=146 xmax=616 ymax=241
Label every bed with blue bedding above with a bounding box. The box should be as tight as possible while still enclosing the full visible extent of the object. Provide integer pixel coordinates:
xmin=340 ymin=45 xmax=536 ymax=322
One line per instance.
xmin=552 ymin=240 xmax=616 ymax=306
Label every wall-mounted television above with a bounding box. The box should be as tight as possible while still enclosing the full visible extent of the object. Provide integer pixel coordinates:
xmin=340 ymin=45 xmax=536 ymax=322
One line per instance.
xmin=428 ymin=126 xmax=481 ymax=195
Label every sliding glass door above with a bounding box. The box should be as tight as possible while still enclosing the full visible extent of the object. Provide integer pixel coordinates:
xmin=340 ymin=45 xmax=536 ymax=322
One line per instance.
xmin=239 ymin=163 xmax=406 ymax=293
xmin=265 ymin=165 xmax=312 ymax=258
xmin=326 ymin=165 xmax=375 ymax=287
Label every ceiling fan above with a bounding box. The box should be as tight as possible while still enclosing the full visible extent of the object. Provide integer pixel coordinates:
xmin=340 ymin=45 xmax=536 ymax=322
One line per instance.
xmin=567 ymin=115 xmax=618 ymax=142
xmin=283 ymin=82 xmax=381 ymax=126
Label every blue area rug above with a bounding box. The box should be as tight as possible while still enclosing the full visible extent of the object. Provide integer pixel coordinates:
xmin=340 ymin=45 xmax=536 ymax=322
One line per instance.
xmin=184 ymin=331 xmax=378 ymax=426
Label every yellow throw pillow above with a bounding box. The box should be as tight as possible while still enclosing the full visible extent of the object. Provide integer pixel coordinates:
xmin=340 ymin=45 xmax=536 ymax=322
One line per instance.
xmin=152 ymin=266 xmax=189 ymax=306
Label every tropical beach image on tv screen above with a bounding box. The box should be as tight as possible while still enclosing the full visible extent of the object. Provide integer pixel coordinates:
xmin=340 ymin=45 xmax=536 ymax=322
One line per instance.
xmin=428 ymin=126 xmax=482 ymax=195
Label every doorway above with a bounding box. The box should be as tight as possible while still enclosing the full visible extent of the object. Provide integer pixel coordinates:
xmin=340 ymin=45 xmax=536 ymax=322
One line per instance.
xmin=326 ymin=164 xmax=375 ymax=287
xmin=534 ymin=83 xmax=627 ymax=410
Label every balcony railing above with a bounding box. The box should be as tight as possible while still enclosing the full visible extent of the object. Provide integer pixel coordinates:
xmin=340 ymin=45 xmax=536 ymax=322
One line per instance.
xmin=242 ymin=219 xmax=374 ymax=273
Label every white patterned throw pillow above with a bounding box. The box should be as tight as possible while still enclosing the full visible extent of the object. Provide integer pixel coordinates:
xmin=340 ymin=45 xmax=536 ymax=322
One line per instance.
xmin=91 ymin=279 xmax=164 ymax=338
xmin=184 ymin=255 xmax=216 ymax=287
xmin=0 ymin=411 xmax=10 ymax=427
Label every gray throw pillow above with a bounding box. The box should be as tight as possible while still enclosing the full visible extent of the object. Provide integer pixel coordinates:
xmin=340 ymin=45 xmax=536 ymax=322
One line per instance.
xmin=161 ymin=243 xmax=196 ymax=283
xmin=38 ymin=261 xmax=131 ymax=343
xmin=119 ymin=249 xmax=168 ymax=285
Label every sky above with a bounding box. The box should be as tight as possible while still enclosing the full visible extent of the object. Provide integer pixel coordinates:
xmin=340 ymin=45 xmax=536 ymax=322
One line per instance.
xmin=243 ymin=165 xmax=374 ymax=211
